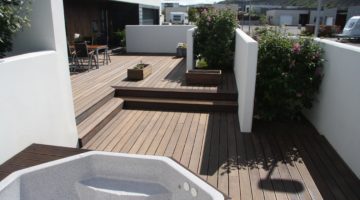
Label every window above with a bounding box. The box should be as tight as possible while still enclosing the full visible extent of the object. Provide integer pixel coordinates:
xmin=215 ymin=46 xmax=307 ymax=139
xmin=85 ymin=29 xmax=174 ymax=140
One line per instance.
xmin=173 ymin=15 xmax=181 ymax=21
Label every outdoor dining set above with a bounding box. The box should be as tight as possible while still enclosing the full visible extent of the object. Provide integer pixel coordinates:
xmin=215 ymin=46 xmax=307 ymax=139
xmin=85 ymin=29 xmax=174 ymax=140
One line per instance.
xmin=68 ymin=41 xmax=111 ymax=72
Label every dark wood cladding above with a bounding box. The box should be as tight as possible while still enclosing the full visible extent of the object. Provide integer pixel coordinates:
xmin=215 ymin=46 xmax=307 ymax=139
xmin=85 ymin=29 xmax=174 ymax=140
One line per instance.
xmin=63 ymin=0 xmax=140 ymax=44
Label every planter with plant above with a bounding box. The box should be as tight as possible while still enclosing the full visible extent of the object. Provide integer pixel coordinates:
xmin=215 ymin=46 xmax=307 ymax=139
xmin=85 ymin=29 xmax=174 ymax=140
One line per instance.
xmin=176 ymin=43 xmax=187 ymax=57
xmin=193 ymin=9 xmax=237 ymax=70
xmin=127 ymin=61 xmax=152 ymax=80
xmin=254 ymin=28 xmax=324 ymax=121
xmin=187 ymin=9 xmax=236 ymax=85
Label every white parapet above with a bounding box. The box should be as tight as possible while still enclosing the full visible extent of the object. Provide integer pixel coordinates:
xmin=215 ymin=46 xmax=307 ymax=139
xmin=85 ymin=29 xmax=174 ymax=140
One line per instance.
xmin=0 ymin=0 xmax=78 ymax=164
xmin=304 ymin=39 xmax=360 ymax=178
xmin=186 ymin=27 xmax=197 ymax=70
xmin=126 ymin=25 xmax=195 ymax=54
xmin=233 ymin=29 xmax=258 ymax=133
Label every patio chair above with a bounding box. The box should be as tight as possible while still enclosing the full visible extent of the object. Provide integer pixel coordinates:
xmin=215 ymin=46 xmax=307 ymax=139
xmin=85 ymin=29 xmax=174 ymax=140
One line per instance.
xmin=74 ymin=42 xmax=97 ymax=71
xmin=67 ymin=43 xmax=79 ymax=71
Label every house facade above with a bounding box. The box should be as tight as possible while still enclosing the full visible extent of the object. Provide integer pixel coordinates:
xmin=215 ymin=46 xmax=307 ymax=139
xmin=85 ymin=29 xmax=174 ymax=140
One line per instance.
xmin=63 ymin=0 xmax=160 ymax=45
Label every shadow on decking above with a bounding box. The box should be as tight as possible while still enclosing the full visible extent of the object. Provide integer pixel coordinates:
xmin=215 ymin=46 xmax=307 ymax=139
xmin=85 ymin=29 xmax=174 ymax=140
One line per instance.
xmin=199 ymin=114 xmax=360 ymax=199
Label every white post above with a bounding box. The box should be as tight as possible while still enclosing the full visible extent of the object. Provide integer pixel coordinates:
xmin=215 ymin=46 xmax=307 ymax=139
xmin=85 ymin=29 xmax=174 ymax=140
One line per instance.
xmin=314 ymin=0 xmax=322 ymax=37
xmin=186 ymin=27 xmax=196 ymax=70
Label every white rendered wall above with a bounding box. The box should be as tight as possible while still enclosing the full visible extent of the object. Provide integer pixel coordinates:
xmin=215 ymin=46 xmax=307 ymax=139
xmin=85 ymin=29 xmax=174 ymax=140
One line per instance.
xmin=126 ymin=25 xmax=195 ymax=53
xmin=304 ymin=39 xmax=360 ymax=178
xmin=0 ymin=0 xmax=78 ymax=163
xmin=186 ymin=27 xmax=196 ymax=70
xmin=233 ymin=29 xmax=258 ymax=133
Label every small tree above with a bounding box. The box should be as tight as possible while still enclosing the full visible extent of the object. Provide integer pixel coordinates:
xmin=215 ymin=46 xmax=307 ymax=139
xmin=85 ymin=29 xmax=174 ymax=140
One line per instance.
xmin=194 ymin=9 xmax=237 ymax=70
xmin=0 ymin=0 xmax=31 ymax=58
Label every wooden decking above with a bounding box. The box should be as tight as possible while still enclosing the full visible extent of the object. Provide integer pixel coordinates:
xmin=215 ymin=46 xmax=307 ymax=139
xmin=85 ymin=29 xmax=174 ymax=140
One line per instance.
xmin=2 ymin=54 xmax=357 ymax=199
xmin=0 ymin=144 xmax=88 ymax=181
xmin=1 ymin=119 xmax=359 ymax=200
xmin=71 ymin=55 xmax=236 ymax=119
xmin=82 ymin=109 xmax=360 ymax=200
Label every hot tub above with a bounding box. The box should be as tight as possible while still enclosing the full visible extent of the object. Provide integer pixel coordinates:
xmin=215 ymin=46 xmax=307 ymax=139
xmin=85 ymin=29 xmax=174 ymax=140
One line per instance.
xmin=0 ymin=151 xmax=226 ymax=200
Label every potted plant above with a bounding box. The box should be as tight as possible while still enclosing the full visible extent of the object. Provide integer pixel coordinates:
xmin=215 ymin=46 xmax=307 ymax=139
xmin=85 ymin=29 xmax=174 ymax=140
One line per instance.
xmin=176 ymin=43 xmax=187 ymax=57
xmin=127 ymin=60 xmax=152 ymax=80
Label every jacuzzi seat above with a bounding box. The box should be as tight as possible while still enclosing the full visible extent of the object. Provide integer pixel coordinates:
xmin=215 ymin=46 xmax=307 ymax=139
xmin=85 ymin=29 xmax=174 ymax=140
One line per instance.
xmin=76 ymin=177 xmax=172 ymax=200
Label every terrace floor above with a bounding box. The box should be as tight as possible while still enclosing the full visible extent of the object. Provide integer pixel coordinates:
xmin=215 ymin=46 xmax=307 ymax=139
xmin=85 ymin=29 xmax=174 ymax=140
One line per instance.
xmin=2 ymin=54 xmax=357 ymax=199
xmin=1 ymin=120 xmax=359 ymax=200
xmin=71 ymin=55 xmax=236 ymax=119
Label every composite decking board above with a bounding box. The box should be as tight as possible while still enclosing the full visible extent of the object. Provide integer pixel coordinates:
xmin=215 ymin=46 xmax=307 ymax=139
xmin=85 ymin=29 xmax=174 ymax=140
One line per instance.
xmin=83 ymin=110 xmax=134 ymax=149
xmin=296 ymin=133 xmax=347 ymax=200
xmin=218 ymin=113 xmax=229 ymax=195
xmin=227 ymin=114 xmax=241 ymax=200
xmin=251 ymin=134 xmax=277 ymax=200
xmin=257 ymin=133 xmax=289 ymax=200
xmin=290 ymin=133 xmax=334 ymax=200
xmin=234 ymin=114 xmax=253 ymax=200
xmin=128 ymin=111 xmax=163 ymax=154
xmin=180 ymin=113 xmax=200 ymax=167
xmin=304 ymin=133 xmax=359 ymax=200
xmin=120 ymin=111 xmax=159 ymax=153
xmin=137 ymin=112 xmax=173 ymax=155
xmin=316 ymin=135 xmax=360 ymax=199
xmin=163 ymin=112 xmax=189 ymax=158
xmin=206 ymin=113 xmax=220 ymax=187
xmin=265 ymin=133 xmax=299 ymax=200
xmin=188 ymin=113 xmax=208 ymax=172
xmin=274 ymin=133 xmax=316 ymax=200
xmin=146 ymin=112 xmax=177 ymax=155
xmin=109 ymin=110 xmax=150 ymax=152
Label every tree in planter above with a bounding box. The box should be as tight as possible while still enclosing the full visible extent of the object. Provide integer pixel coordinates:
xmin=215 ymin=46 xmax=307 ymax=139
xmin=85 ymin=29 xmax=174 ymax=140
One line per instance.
xmin=194 ymin=9 xmax=237 ymax=70
xmin=0 ymin=0 xmax=31 ymax=58
xmin=254 ymin=28 xmax=324 ymax=121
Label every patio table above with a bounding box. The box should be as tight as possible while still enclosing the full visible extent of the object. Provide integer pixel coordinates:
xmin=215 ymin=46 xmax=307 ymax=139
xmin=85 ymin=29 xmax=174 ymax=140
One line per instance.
xmin=87 ymin=45 xmax=110 ymax=69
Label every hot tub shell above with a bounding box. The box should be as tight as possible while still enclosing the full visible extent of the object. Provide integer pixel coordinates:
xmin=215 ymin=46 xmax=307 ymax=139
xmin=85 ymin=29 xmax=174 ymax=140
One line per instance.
xmin=0 ymin=151 xmax=226 ymax=200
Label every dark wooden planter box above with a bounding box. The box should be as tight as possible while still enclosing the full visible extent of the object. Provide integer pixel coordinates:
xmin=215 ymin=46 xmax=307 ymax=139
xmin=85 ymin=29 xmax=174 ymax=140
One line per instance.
xmin=185 ymin=69 xmax=222 ymax=85
xmin=176 ymin=47 xmax=186 ymax=57
xmin=127 ymin=64 xmax=152 ymax=80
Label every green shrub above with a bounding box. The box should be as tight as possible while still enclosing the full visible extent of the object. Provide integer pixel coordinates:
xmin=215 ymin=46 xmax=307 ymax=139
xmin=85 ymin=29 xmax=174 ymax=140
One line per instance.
xmin=194 ymin=9 xmax=237 ymax=70
xmin=0 ymin=0 xmax=31 ymax=58
xmin=255 ymin=28 xmax=324 ymax=120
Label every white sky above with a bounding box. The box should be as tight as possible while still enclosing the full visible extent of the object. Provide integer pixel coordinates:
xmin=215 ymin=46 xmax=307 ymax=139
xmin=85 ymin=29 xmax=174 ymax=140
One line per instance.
xmin=162 ymin=0 xmax=222 ymax=5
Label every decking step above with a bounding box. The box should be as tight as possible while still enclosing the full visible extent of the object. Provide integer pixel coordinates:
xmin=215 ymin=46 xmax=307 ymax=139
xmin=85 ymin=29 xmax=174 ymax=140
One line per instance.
xmin=77 ymin=98 xmax=124 ymax=147
xmin=122 ymin=97 xmax=237 ymax=112
xmin=76 ymin=90 xmax=115 ymax=125
xmin=113 ymin=86 xmax=238 ymax=101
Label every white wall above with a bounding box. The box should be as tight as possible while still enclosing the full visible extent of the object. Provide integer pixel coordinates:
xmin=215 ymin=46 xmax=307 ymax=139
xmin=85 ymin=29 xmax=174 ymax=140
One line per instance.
xmin=185 ymin=28 xmax=258 ymax=132
xmin=126 ymin=25 xmax=195 ymax=53
xmin=186 ymin=27 xmax=196 ymax=70
xmin=233 ymin=29 xmax=258 ymax=133
xmin=305 ymin=39 xmax=360 ymax=178
xmin=0 ymin=0 xmax=78 ymax=163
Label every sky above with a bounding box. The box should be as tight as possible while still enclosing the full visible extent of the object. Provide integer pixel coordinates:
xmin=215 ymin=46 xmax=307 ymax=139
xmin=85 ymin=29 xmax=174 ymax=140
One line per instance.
xmin=162 ymin=0 xmax=222 ymax=5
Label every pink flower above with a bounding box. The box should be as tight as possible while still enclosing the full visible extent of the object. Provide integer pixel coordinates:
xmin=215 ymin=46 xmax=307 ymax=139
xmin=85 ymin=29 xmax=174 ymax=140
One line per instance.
xmin=296 ymin=92 xmax=303 ymax=98
xmin=207 ymin=16 xmax=211 ymax=22
xmin=292 ymin=43 xmax=301 ymax=54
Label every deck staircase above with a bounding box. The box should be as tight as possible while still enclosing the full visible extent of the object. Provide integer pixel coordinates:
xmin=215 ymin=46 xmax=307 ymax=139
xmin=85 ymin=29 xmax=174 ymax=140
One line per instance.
xmin=76 ymin=87 xmax=238 ymax=147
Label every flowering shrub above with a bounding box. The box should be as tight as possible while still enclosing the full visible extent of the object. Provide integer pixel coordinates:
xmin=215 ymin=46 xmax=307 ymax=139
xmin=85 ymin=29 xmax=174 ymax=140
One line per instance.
xmin=255 ymin=28 xmax=324 ymax=120
xmin=194 ymin=9 xmax=237 ymax=70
